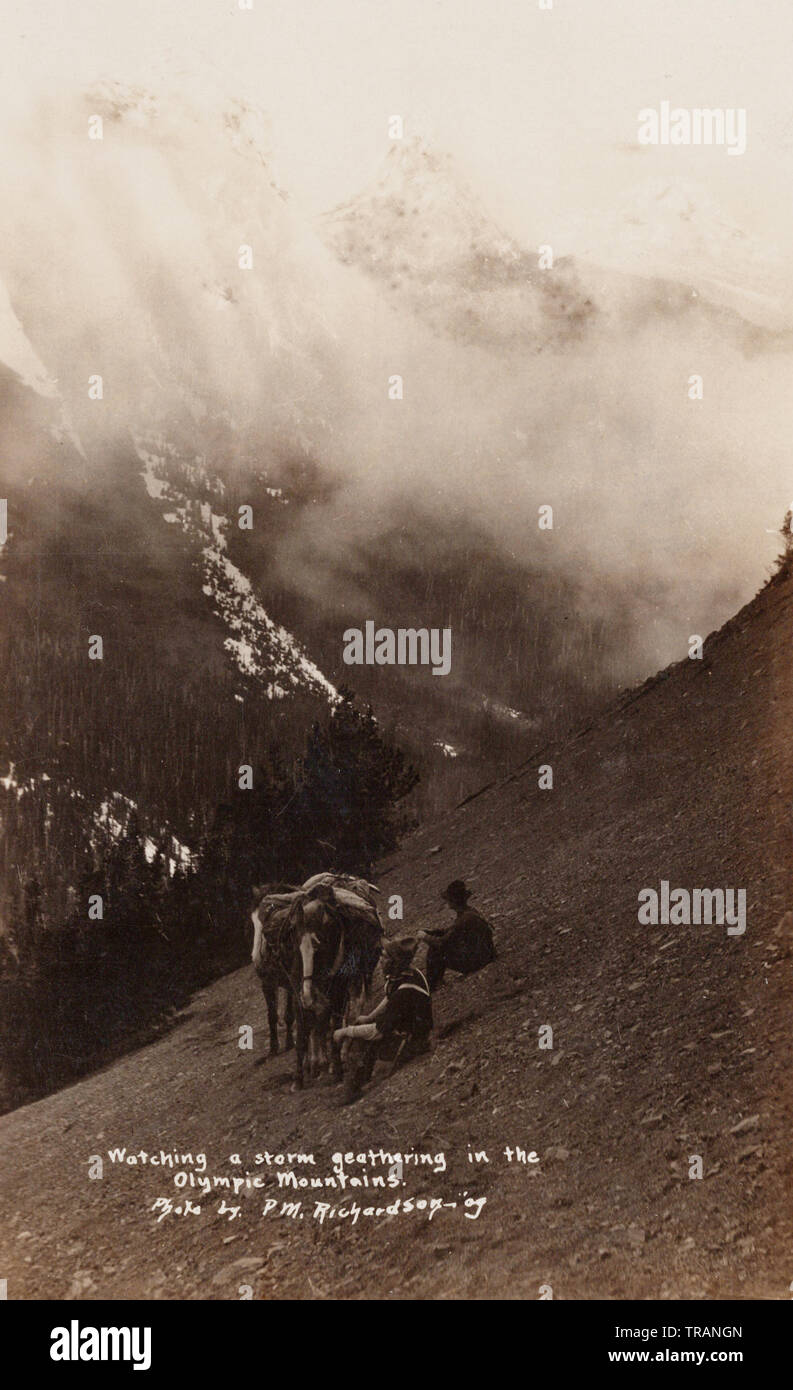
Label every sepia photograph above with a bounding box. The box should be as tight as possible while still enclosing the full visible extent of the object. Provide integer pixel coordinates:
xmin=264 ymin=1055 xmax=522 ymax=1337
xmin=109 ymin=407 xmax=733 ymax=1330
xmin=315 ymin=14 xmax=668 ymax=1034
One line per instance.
xmin=0 ymin=0 xmax=791 ymax=1352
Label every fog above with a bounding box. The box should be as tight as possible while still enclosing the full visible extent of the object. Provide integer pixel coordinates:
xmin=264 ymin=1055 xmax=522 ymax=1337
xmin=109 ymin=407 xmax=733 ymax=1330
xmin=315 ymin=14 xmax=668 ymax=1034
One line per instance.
xmin=1 ymin=82 xmax=791 ymax=681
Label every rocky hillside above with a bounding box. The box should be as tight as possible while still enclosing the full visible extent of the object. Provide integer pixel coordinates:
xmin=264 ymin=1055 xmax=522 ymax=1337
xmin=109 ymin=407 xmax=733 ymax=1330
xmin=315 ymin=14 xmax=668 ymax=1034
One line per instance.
xmin=1 ymin=562 xmax=790 ymax=1299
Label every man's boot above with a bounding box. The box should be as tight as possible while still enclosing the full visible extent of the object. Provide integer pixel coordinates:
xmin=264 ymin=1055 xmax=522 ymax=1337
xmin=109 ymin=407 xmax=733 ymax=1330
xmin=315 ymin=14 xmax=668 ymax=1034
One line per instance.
xmin=342 ymin=1039 xmax=376 ymax=1105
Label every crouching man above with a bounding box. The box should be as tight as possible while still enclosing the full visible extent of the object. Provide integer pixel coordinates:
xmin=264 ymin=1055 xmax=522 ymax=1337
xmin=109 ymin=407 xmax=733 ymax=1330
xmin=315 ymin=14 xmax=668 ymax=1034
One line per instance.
xmin=334 ymin=937 xmax=432 ymax=1104
xmin=418 ymin=879 xmax=496 ymax=991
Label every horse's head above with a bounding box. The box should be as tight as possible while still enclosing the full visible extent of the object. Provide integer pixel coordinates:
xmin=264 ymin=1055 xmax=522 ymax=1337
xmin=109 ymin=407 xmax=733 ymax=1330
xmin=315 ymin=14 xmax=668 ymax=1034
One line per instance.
xmin=291 ymin=896 xmax=344 ymax=1011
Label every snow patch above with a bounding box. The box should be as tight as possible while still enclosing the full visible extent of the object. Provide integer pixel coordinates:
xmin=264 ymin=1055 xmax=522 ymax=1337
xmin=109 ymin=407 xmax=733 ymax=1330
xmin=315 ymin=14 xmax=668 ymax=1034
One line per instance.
xmin=1 ymin=766 xmax=192 ymax=879
xmin=0 ymin=279 xmax=60 ymax=400
xmin=133 ymin=431 xmax=337 ymax=703
xmin=94 ymin=791 xmax=193 ymax=877
xmin=434 ymin=741 xmax=458 ymax=758
xmin=138 ymin=452 xmax=170 ymax=501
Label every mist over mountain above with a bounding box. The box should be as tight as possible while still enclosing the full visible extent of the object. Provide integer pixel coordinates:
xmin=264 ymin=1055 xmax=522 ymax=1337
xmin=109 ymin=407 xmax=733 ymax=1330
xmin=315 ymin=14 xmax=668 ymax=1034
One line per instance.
xmin=558 ymin=175 xmax=793 ymax=332
xmin=1 ymin=81 xmax=792 ymax=849
xmin=320 ymin=136 xmax=596 ymax=351
xmin=313 ymin=135 xmax=792 ymax=668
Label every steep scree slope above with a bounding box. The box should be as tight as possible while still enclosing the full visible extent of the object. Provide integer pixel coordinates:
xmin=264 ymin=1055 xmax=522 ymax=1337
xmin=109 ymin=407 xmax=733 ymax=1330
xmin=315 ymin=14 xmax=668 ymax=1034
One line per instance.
xmin=0 ymin=568 xmax=791 ymax=1299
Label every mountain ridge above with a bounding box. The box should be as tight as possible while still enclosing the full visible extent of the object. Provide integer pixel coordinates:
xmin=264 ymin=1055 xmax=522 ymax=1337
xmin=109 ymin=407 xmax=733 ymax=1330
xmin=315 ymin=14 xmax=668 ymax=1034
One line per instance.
xmin=321 ymin=138 xmax=793 ymax=351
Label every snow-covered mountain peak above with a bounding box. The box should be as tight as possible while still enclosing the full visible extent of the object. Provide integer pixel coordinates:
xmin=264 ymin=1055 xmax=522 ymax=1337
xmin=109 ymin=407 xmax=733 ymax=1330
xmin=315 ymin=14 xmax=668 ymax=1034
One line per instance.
xmin=320 ymin=137 xmax=598 ymax=350
xmin=322 ymin=137 xmax=521 ymax=278
xmin=82 ymin=78 xmax=286 ymax=196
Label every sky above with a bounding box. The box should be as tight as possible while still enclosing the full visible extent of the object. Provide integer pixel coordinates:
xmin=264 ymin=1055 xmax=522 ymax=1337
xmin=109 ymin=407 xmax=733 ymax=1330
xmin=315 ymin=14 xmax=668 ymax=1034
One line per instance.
xmin=2 ymin=0 xmax=792 ymax=247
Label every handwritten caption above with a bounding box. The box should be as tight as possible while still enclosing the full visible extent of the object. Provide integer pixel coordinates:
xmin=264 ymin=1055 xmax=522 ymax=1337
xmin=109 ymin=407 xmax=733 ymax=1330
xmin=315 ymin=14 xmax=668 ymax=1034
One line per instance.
xmin=89 ymin=1143 xmax=541 ymax=1228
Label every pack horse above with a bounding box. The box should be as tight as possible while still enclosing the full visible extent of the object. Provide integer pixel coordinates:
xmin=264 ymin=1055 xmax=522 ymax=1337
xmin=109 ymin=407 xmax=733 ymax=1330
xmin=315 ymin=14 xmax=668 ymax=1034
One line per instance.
xmin=250 ymin=873 xmax=383 ymax=1088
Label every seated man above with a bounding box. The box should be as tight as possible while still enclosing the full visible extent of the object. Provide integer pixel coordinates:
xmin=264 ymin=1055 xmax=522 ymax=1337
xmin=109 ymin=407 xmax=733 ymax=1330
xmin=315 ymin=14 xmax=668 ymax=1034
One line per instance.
xmin=334 ymin=937 xmax=432 ymax=1104
xmin=418 ymin=880 xmax=495 ymax=991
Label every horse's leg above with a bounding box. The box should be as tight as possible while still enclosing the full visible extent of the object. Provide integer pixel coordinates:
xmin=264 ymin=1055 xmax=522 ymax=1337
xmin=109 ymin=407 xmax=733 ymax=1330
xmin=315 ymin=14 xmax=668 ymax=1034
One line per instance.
xmin=350 ymin=978 xmax=367 ymax=1023
xmin=260 ymin=978 xmax=279 ymax=1055
xmin=310 ymin=1019 xmax=320 ymax=1081
xmin=329 ymin=1025 xmax=343 ymax=1082
xmin=329 ymin=989 xmax=344 ymax=1084
xmin=313 ymin=1020 xmax=325 ymax=1080
xmin=304 ymin=1015 xmax=314 ymax=1081
xmin=319 ymin=1015 xmax=332 ymax=1081
xmin=283 ymin=988 xmax=295 ymax=1052
xmin=293 ymin=1004 xmax=305 ymax=1090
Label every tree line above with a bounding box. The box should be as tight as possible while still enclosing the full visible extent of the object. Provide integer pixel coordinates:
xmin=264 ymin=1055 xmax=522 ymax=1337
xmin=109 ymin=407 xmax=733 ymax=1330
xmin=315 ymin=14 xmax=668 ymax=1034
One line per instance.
xmin=0 ymin=692 xmax=417 ymax=1112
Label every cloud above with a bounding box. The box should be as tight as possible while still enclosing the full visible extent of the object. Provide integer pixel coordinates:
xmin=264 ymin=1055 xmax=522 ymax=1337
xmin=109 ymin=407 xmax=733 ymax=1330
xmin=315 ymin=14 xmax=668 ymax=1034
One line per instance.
xmin=0 ymin=81 xmax=791 ymax=686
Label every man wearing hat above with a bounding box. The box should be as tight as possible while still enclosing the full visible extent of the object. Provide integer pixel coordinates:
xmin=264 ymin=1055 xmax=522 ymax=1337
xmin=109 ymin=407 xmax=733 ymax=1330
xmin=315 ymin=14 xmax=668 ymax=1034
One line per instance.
xmin=334 ymin=937 xmax=432 ymax=1103
xmin=418 ymin=880 xmax=495 ymax=991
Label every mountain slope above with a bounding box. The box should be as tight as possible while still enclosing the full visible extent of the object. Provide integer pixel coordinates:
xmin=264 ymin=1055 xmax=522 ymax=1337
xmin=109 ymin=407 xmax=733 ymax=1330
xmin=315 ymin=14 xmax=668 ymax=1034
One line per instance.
xmin=321 ymin=142 xmax=793 ymax=353
xmin=1 ymin=564 xmax=791 ymax=1299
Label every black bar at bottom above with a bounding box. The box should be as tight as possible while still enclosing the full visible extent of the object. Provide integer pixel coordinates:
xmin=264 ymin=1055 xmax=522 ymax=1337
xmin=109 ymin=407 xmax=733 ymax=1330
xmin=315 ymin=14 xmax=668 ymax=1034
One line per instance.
xmin=3 ymin=1298 xmax=785 ymax=1379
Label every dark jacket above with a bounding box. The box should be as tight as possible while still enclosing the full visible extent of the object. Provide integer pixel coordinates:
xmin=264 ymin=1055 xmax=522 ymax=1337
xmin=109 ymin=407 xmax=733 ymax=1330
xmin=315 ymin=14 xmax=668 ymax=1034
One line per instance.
xmin=431 ymin=907 xmax=495 ymax=974
xmin=376 ymin=966 xmax=433 ymax=1041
